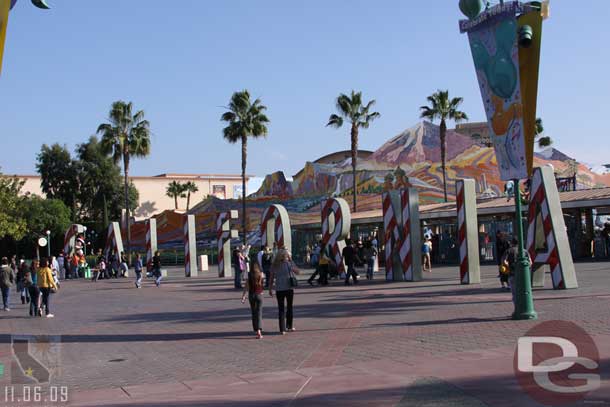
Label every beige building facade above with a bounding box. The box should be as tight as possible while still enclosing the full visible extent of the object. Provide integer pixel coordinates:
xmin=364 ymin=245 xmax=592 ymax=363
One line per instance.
xmin=15 ymin=173 xmax=249 ymax=220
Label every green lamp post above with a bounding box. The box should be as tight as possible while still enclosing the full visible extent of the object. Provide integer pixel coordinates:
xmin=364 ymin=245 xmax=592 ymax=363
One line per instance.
xmin=459 ymin=0 xmax=542 ymax=320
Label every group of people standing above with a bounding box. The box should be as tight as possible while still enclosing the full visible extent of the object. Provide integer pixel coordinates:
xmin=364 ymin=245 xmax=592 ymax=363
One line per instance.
xmin=307 ymin=237 xmax=379 ymax=286
xmin=0 ymin=255 xmax=59 ymax=317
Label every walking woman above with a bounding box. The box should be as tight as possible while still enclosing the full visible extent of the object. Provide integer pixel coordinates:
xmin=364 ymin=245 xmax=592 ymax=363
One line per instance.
xmin=241 ymin=261 xmax=265 ymax=339
xmin=268 ymin=249 xmax=300 ymax=334
xmin=24 ymin=261 xmax=40 ymax=317
xmin=37 ymin=258 xmax=58 ymax=318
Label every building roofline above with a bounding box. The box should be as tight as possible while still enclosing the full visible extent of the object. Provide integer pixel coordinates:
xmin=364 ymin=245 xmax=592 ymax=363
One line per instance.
xmin=6 ymin=173 xmax=251 ymax=180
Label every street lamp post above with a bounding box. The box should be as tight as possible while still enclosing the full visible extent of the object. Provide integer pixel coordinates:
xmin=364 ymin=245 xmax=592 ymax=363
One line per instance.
xmin=45 ymin=230 xmax=51 ymax=258
xmin=83 ymin=226 xmax=88 ymax=256
xmin=459 ymin=0 xmax=544 ymax=320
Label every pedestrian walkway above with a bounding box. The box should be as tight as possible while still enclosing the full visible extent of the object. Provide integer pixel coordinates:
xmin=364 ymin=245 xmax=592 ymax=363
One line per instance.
xmin=0 ymin=263 xmax=609 ymax=406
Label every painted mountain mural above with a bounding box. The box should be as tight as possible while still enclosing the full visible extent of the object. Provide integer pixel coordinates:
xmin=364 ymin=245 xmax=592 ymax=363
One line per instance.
xmin=128 ymin=120 xmax=610 ymax=248
xmin=255 ymin=120 xmax=610 ymax=203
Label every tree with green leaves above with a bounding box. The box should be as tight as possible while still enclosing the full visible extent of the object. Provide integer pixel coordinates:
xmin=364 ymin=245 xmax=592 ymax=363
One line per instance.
xmin=36 ymin=143 xmax=79 ymax=219
xmin=75 ymin=136 xmax=138 ymax=227
xmin=535 ymin=118 xmax=552 ymax=148
xmin=19 ymin=196 xmax=71 ymax=254
xmin=221 ymin=90 xmax=269 ymax=243
xmin=184 ymin=181 xmax=199 ymax=211
xmin=97 ymin=101 xmax=151 ymax=258
xmin=420 ymin=90 xmax=468 ymax=202
xmin=166 ymin=181 xmax=186 ymax=210
xmin=327 ymin=90 xmax=380 ymax=211
xmin=0 ymin=171 xmax=26 ymax=241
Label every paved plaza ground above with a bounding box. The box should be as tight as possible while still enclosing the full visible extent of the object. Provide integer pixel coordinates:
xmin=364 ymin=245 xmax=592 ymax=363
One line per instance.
xmin=1 ymin=262 xmax=609 ymax=406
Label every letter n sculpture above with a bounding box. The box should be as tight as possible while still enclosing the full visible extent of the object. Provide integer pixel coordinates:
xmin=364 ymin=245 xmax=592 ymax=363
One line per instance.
xmin=104 ymin=222 xmax=124 ymax=259
xmin=216 ymin=210 xmax=238 ymax=278
xmin=456 ymin=179 xmax=481 ymax=284
xmin=63 ymin=224 xmax=85 ymax=256
xmin=146 ymin=218 xmax=158 ymax=272
xmin=321 ymin=198 xmax=351 ymax=276
xmin=260 ymin=204 xmax=292 ymax=254
xmin=183 ymin=214 xmax=197 ymax=277
xmin=382 ymin=188 xmax=422 ymax=281
xmin=526 ymin=166 xmax=577 ymax=289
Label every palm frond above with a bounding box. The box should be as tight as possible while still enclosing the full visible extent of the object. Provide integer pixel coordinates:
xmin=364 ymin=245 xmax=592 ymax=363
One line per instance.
xmin=327 ymin=114 xmax=344 ymax=128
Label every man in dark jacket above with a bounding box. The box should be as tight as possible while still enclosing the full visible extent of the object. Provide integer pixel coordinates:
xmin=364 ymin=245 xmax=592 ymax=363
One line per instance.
xmin=342 ymin=239 xmax=361 ymax=286
xmin=0 ymin=257 xmax=15 ymax=311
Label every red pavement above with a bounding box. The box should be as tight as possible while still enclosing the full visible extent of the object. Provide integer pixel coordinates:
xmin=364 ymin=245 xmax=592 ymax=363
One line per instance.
xmin=0 ymin=262 xmax=609 ymax=406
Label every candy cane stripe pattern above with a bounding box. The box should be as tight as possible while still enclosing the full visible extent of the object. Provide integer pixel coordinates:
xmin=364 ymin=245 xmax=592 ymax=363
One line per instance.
xmin=216 ymin=210 xmax=238 ymax=278
xmin=63 ymin=224 xmax=84 ymax=256
xmin=456 ymin=179 xmax=480 ymax=284
xmin=382 ymin=192 xmax=397 ymax=280
xmin=260 ymin=204 xmax=292 ymax=254
xmin=526 ymin=166 xmax=577 ymax=289
xmin=321 ymin=198 xmax=351 ymax=275
xmin=183 ymin=214 xmax=197 ymax=277
xmin=398 ymin=189 xmax=413 ymax=281
xmin=104 ymin=222 xmax=124 ymax=260
xmin=382 ymin=188 xmax=422 ymax=282
xmin=145 ymin=218 xmax=157 ymax=272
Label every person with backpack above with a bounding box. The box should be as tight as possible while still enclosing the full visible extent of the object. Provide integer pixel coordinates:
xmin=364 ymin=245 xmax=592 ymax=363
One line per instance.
xmin=241 ymin=261 xmax=265 ymax=339
xmin=261 ymin=246 xmax=272 ymax=288
xmin=0 ymin=257 xmax=15 ymax=311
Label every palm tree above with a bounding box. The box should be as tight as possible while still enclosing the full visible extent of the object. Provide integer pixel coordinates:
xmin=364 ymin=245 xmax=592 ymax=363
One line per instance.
xmin=221 ymin=90 xmax=269 ymax=243
xmin=184 ymin=181 xmax=199 ymax=211
xmin=420 ymin=90 xmax=468 ymax=202
xmin=535 ymin=118 xmax=552 ymax=148
xmin=97 ymin=101 xmax=151 ymax=258
xmin=166 ymin=181 xmax=186 ymax=210
xmin=327 ymin=90 xmax=380 ymax=211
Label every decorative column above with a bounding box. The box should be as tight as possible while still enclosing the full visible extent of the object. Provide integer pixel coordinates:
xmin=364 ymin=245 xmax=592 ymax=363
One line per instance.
xmin=456 ymin=179 xmax=481 ymax=284
xmin=183 ymin=214 xmax=197 ymax=277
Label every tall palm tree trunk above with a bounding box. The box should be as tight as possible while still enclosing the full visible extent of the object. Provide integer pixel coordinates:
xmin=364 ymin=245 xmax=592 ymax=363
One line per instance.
xmin=187 ymin=193 xmax=191 ymax=211
xmin=123 ymin=153 xmax=131 ymax=262
xmin=351 ymin=124 xmax=358 ymax=212
xmin=241 ymin=136 xmax=247 ymax=245
xmin=440 ymin=119 xmax=448 ymax=202
xmin=174 ymin=195 xmax=178 ymax=210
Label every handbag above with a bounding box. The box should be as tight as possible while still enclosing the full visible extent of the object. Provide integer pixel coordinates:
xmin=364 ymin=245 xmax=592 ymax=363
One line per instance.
xmin=288 ymin=264 xmax=298 ymax=288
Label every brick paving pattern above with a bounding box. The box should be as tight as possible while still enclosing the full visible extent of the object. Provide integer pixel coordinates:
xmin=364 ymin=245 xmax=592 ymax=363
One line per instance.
xmin=0 ymin=262 xmax=609 ymax=406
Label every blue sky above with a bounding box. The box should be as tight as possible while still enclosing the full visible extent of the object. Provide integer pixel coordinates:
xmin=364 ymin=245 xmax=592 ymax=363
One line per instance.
xmin=1 ymin=0 xmax=608 ymax=180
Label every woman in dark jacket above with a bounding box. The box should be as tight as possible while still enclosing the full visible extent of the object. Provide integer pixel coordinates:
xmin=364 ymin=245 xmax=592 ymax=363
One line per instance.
xmin=241 ymin=261 xmax=265 ymax=339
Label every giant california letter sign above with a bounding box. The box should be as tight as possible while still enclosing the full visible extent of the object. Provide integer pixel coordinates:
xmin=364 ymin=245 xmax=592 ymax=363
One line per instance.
xmin=63 ymin=224 xmax=85 ymax=257
xmin=321 ymin=198 xmax=351 ymax=276
xmin=382 ymin=188 xmax=422 ymax=282
xmin=456 ymin=179 xmax=481 ymax=284
xmin=260 ymin=204 xmax=292 ymax=254
xmin=145 ymin=218 xmax=158 ymax=272
xmin=104 ymin=221 xmax=124 ymax=259
xmin=526 ymin=166 xmax=577 ymax=289
xmin=183 ymin=214 xmax=197 ymax=277
xmin=216 ymin=210 xmax=238 ymax=278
